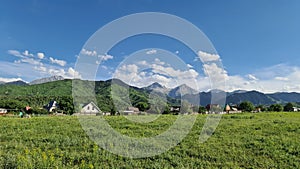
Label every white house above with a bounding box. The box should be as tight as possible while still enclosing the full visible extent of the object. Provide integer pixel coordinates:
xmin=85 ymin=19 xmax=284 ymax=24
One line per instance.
xmin=292 ymin=107 xmax=300 ymax=112
xmin=0 ymin=108 xmax=8 ymax=114
xmin=81 ymin=102 xmax=101 ymax=115
xmin=44 ymin=101 xmax=58 ymax=112
xmin=123 ymin=107 xmax=139 ymax=115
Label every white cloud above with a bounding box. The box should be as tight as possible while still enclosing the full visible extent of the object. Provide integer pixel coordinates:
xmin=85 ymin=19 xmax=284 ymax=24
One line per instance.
xmin=34 ymin=66 xmax=47 ymax=72
xmin=22 ymin=50 xmax=34 ymax=57
xmin=187 ymin=64 xmax=193 ymax=68
xmin=203 ymin=63 xmax=227 ymax=80
xmin=113 ymin=58 xmax=201 ymax=90
xmin=197 ymin=50 xmax=220 ymax=62
xmin=80 ymin=48 xmax=97 ymax=56
xmin=247 ymin=74 xmax=258 ymax=81
xmin=14 ymin=60 xmax=21 ymax=64
xmin=8 ymin=49 xmax=46 ymax=66
xmin=274 ymin=77 xmax=289 ymax=81
xmin=37 ymin=52 xmax=45 ymax=59
xmin=67 ymin=67 xmax=81 ymax=79
xmin=7 ymin=50 xmax=22 ymax=57
xmin=0 ymin=77 xmax=24 ymax=83
xmin=146 ymin=49 xmax=157 ymax=55
xmin=49 ymin=57 xmax=66 ymax=66
xmin=47 ymin=67 xmax=81 ymax=79
xmin=98 ymin=54 xmax=113 ymax=61
xmin=20 ymin=58 xmax=42 ymax=65
xmin=154 ymin=58 xmax=165 ymax=65
xmin=137 ymin=60 xmax=148 ymax=66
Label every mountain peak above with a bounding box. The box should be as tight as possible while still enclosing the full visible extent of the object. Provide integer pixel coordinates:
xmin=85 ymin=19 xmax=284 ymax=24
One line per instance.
xmin=169 ymin=84 xmax=198 ymax=98
xmin=0 ymin=80 xmax=28 ymax=86
xmin=147 ymin=82 xmax=164 ymax=88
xmin=29 ymin=76 xmax=65 ymax=85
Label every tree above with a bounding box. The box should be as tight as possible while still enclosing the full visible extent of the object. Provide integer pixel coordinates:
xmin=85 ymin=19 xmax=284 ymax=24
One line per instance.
xmin=198 ymin=106 xmax=207 ymax=114
xmin=162 ymin=104 xmax=171 ymax=114
xmin=181 ymin=101 xmax=192 ymax=114
xmin=238 ymin=101 xmax=255 ymax=112
xmin=58 ymin=97 xmax=75 ymax=115
xmin=269 ymin=104 xmax=283 ymax=112
xmin=136 ymin=102 xmax=149 ymax=112
xmin=284 ymin=102 xmax=294 ymax=112
xmin=256 ymin=105 xmax=266 ymax=112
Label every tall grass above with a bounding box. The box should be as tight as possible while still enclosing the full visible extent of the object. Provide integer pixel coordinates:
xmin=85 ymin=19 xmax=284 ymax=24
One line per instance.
xmin=0 ymin=112 xmax=299 ymax=168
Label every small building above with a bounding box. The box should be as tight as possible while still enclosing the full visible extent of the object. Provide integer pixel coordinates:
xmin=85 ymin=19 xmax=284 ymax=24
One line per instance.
xmin=81 ymin=102 xmax=101 ymax=115
xmin=170 ymin=106 xmax=180 ymax=112
xmin=0 ymin=108 xmax=8 ymax=115
xmin=206 ymin=104 xmax=222 ymax=114
xmin=44 ymin=101 xmax=58 ymax=112
xmin=123 ymin=107 xmax=139 ymax=115
xmin=292 ymin=107 xmax=300 ymax=112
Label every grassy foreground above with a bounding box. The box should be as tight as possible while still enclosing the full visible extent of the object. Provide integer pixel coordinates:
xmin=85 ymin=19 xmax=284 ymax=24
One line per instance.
xmin=0 ymin=112 xmax=299 ymax=168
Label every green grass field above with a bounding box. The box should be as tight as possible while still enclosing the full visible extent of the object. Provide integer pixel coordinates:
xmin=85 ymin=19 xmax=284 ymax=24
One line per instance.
xmin=0 ymin=112 xmax=299 ymax=168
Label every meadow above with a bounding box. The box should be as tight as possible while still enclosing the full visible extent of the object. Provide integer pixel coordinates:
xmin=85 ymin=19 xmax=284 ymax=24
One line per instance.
xmin=0 ymin=112 xmax=299 ymax=168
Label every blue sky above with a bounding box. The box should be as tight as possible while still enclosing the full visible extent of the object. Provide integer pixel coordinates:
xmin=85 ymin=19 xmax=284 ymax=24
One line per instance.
xmin=1 ymin=0 xmax=300 ymax=93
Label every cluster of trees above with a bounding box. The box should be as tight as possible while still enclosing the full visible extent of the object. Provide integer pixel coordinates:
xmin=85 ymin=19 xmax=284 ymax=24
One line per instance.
xmin=0 ymin=96 xmax=75 ymax=115
xmin=237 ymin=101 xmax=297 ymax=112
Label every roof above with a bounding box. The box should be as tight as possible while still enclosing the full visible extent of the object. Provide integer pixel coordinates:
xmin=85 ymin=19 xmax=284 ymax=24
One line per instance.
xmin=82 ymin=102 xmax=101 ymax=112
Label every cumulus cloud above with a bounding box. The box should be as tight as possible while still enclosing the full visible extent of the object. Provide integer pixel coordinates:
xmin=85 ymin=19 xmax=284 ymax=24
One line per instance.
xmin=203 ymin=63 xmax=227 ymax=80
xmin=34 ymin=66 xmax=47 ymax=72
xmin=47 ymin=67 xmax=81 ymax=79
xmin=7 ymin=50 xmax=23 ymax=57
xmin=20 ymin=58 xmax=42 ymax=65
xmin=187 ymin=64 xmax=193 ymax=68
xmin=22 ymin=50 xmax=34 ymax=57
xmin=67 ymin=67 xmax=81 ymax=79
xmin=197 ymin=50 xmax=220 ymax=62
xmin=49 ymin=57 xmax=67 ymax=66
xmin=146 ymin=49 xmax=157 ymax=55
xmin=247 ymin=74 xmax=258 ymax=81
xmin=113 ymin=58 xmax=200 ymax=90
xmin=274 ymin=77 xmax=289 ymax=81
xmin=80 ymin=48 xmax=97 ymax=56
xmin=98 ymin=54 xmax=113 ymax=61
xmin=154 ymin=58 xmax=165 ymax=65
xmin=37 ymin=52 xmax=45 ymax=59
xmin=8 ymin=49 xmax=48 ymax=66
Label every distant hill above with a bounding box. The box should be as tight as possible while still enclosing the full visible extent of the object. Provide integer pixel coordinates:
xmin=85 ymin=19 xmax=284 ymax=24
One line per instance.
xmin=0 ymin=80 xmax=28 ymax=86
xmin=0 ymin=77 xmax=300 ymax=111
xmin=144 ymin=82 xmax=170 ymax=93
xmin=267 ymin=92 xmax=300 ymax=103
xmin=4 ymin=80 xmax=28 ymax=86
xmin=29 ymin=76 xmax=65 ymax=85
xmin=226 ymin=90 xmax=276 ymax=105
xmin=168 ymin=84 xmax=198 ymax=98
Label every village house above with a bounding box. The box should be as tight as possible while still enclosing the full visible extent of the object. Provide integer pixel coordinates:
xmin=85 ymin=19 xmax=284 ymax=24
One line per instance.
xmin=80 ymin=102 xmax=102 ymax=115
xmin=170 ymin=106 xmax=180 ymax=112
xmin=44 ymin=101 xmax=58 ymax=113
xmin=292 ymin=107 xmax=300 ymax=112
xmin=123 ymin=107 xmax=139 ymax=115
xmin=0 ymin=108 xmax=8 ymax=115
xmin=205 ymin=104 xmax=223 ymax=114
xmin=225 ymin=104 xmax=242 ymax=114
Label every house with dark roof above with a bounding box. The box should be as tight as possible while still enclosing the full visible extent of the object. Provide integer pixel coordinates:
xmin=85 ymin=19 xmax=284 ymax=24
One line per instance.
xmin=44 ymin=101 xmax=58 ymax=112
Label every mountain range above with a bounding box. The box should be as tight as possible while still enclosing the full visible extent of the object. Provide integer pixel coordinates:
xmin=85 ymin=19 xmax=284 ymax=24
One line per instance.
xmin=1 ymin=76 xmax=300 ymax=106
